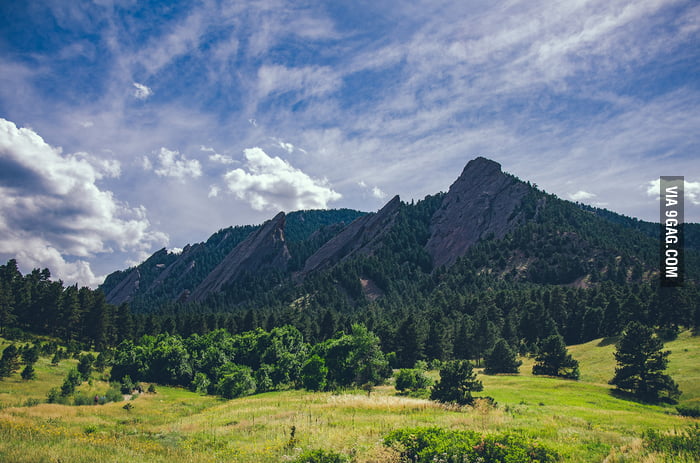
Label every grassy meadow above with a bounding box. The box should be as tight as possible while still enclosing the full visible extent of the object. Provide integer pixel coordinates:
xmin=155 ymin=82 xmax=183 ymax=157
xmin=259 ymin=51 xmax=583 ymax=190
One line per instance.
xmin=0 ymin=332 xmax=699 ymax=462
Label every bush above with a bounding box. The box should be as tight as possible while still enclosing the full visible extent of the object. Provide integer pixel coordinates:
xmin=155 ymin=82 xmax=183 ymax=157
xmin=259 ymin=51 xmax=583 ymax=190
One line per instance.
xmin=677 ymin=405 xmax=700 ymax=418
xmin=105 ymin=386 xmax=123 ymax=403
xmin=384 ymin=427 xmax=559 ymax=463
xmin=430 ymin=360 xmax=482 ymax=405
xmin=643 ymin=425 xmax=700 ymax=458
xmin=395 ymin=369 xmax=432 ymax=392
xmin=73 ymin=392 xmax=93 ymax=406
xmin=289 ymin=449 xmax=350 ymax=463
xmin=46 ymin=387 xmax=69 ymax=405
xmin=216 ymin=364 xmax=256 ymax=399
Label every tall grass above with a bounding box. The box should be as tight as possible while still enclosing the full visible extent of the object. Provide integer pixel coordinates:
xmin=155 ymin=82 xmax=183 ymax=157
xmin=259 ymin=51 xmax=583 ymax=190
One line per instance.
xmin=1 ymin=333 xmax=699 ymax=462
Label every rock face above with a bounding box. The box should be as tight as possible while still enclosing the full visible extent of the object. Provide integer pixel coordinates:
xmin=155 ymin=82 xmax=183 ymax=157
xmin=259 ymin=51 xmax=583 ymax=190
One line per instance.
xmin=301 ymin=195 xmax=402 ymax=275
xmin=104 ymin=268 xmax=140 ymax=306
xmin=189 ymin=212 xmax=291 ymax=302
xmin=425 ymin=157 xmax=530 ymax=268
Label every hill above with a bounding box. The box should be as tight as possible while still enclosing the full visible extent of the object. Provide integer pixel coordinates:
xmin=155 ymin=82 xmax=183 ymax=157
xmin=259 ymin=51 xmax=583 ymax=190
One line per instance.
xmin=0 ymin=333 xmax=698 ymax=462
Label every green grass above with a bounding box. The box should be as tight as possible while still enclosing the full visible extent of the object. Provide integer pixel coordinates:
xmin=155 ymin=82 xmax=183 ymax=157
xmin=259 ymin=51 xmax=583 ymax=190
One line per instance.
xmin=1 ymin=333 xmax=699 ymax=462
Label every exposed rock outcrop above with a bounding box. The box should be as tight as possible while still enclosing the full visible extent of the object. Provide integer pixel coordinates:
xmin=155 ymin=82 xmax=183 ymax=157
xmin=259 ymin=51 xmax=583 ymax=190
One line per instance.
xmin=300 ymin=195 xmax=402 ymax=276
xmin=425 ymin=157 xmax=530 ymax=268
xmin=189 ymin=212 xmax=291 ymax=302
xmin=104 ymin=268 xmax=140 ymax=306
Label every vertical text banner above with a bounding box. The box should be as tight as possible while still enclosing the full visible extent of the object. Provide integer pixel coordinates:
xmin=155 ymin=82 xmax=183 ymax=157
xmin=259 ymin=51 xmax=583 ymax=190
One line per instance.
xmin=660 ymin=176 xmax=684 ymax=287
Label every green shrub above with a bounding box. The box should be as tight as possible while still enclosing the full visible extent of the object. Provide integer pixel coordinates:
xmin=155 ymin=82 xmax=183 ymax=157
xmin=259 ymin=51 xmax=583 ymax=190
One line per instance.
xmin=289 ymin=448 xmax=350 ymax=463
xmin=73 ymin=392 xmax=93 ymax=406
xmin=384 ymin=427 xmax=559 ymax=463
xmin=643 ymin=425 xmax=700 ymax=457
xmin=676 ymin=405 xmax=700 ymax=418
xmin=105 ymin=386 xmax=123 ymax=403
xmin=395 ymin=369 xmax=432 ymax=392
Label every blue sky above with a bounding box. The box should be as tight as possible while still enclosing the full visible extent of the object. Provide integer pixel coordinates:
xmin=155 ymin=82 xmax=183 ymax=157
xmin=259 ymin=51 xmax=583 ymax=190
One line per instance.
xmin=0 ymin=0 xmax=698 ymax=286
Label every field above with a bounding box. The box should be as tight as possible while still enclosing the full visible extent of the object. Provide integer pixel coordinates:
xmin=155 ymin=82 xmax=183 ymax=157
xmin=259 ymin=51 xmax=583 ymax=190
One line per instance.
xmin=0 ymin=332 xmax=699 ymax=462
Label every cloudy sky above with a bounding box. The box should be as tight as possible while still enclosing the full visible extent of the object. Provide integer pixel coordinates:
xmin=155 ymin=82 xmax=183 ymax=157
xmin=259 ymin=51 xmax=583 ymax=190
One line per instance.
xmin=0 ymin=0 xmax=698 ymax=287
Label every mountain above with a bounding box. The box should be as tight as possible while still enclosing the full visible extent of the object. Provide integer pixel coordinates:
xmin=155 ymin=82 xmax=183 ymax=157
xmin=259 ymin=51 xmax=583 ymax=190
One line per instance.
xmin=189 ymin=212 xmax=291 ymax=302
xmin=425 ymin=157 xmax=531 ymax=268
xmin=101 ymin=157 xmax=699 ymax=324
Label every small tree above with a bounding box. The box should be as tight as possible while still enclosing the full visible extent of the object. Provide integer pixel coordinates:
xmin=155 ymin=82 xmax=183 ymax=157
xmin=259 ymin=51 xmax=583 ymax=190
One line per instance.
xmin=216 ymin=364 xmax=256 ymax=399
xmin=301 ymin=355 xmax=328 ymax=391
xmin=532 ymin=334 xmax=579 ymax=379
xmin=21 ymin=363 xmax=37 ymax=380
xmin=0 ymin=344 xmax=21 ymax=379
xmin=430 ymin=359 xmax=483 ymax=405
xmin=77 ymin=353 xmax=95 ymax=381
xmin=61 ymin=368 xmax=82 ymax=396
xmin=609 ymin=322 xmax=681 ymax=402
xmin=484 ymin=339 xmax=522 ymax=374
xmin=394 ymin=368 xmax=432 ymax=392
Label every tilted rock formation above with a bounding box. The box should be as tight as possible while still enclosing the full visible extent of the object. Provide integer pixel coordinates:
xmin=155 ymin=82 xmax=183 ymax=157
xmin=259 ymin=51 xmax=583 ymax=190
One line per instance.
xmin=301 ymin=195 xmax=402 ymax=276
xmin=104 ymin=268 xmax=140 ymax=306
xmin=189 ymin=212 xmax=291 ymax=302
xmin=425 ymin=157 xmax=530 ymax=268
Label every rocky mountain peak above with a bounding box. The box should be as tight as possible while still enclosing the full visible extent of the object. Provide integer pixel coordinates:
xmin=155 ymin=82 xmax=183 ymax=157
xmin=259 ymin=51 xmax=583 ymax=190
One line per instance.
xmin=300 ymin=195 xmax=401 ymax=276
xmin=425 ymin=157 xmax=530 ymax=268
xmin=189 ymin=211 xmax=290 ymax=302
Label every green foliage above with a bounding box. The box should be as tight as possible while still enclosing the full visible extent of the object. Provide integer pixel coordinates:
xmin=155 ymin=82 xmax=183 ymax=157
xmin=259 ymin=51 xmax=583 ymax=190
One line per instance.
xmin=20 ymin=363 xmax=36 ymax=380
xmin=190 ymin=372 xmax=211 ymax=394
xmin=104 ymin=386 xmax=123 ymax=403
xmin=394 ymin=368 xmax=431 ymax=392
xmin=60 ymin=368 xmax=82 ymax=396
xmin=289 ymin=448 xmax=350 ymax=463
xmin=216 ymin=364 xmax=256 ymax=399
xmin=610 ymin=321 xmax=681 ymax=402
xmin=643 ymin=425 xmax=700 ymax=459
xmin=301 ymin=355 xmax=328 ymax=391
xmin=77 ymin=353 xmax=95 ymax=381
xmin=532 ymin=335 xmax=580 ymax=380
xmin=384 ymin=427 xmax=559 ymax=463
xmin=46 ymin=387 xmax=68 ymax=404
xmin=430 ymin=359 xmax=483 ymax=405
xmin=484 ymin=339 xmax=522 ymax=374
xmin=0 ymin=344 xmax=21 ymax=379
xmin=676 ymin=404 xmax=700 ymax=418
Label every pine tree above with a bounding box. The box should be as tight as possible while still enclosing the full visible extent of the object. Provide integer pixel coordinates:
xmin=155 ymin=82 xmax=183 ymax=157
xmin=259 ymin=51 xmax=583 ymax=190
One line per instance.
xmin=430 ymin=359 xmax=483 ymax=405
xmin=609 ymin=322 xmax=681 ymax=402
xmin=532 ymin=334 xmax=579 ymax=379
xmin=484 ymin=339 xmax=522 ymax=374
xmin=21 ymin=363 xmax=36 ymax=380
xmin=0 ymin=344 xmax=21 ymax=379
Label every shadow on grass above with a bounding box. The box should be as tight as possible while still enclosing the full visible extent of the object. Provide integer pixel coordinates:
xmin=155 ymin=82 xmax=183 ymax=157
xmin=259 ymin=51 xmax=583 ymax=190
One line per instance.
xmin=597 ymin=336 xmax=619 ymax=347
xmin=609 ymin=388 xmax=679 ymax=406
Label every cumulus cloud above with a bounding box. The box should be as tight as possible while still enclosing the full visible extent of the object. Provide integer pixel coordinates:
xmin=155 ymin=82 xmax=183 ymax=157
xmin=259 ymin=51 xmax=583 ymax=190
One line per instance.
xmin=223 ymin=147 xmax=341 ymax=211
xmin=0 ymin=118 xmax=167 ymax=286
xmin=202 ymin=146 xmax=236 ymax=165
xmin=372 ymin=186 xmax=387 ymax=200
xmin=133 ymin=82 xmax=153 ymax=99
xmin=647 ymin=178 xmax=700 ymax=205
xmin=150 ymin=147 xmax=202 ymax=180
xmin=568 ymin=190 xmax=596 ymax=202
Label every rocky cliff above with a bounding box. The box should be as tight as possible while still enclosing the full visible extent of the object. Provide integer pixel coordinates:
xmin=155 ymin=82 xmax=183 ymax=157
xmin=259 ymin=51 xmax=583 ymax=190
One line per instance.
xmin=300 ymin=195 xmax=402 ymax=276
xmin=425 ymin=157 xmax=530 ymax=268
xmin=189 ymin=212 xmax=291 ymax=302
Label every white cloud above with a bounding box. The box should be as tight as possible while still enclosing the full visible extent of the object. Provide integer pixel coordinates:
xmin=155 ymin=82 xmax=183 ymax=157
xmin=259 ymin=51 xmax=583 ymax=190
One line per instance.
xmin=152 ymin=147 xmax=202 ymax=180
xmin=569 ymin=190 xmax=597 ymax=201
xmin=257 ymin=64 xmax=341 ymax=100
xmin=278 ymin=141 xmax=295 ymax=153
xmin=0 ymin=118 xmax=167 ymax=286
xmin=133 ymin=82 xmax=153 ymax=100
xmin=223 ymin=147 xmax=341 ymax=211
xmin=647 ymin=178 xmax=700 ymax=205
xmin=372 ymin=186 xmax=387 ymax=200
xmin=208 ymin=185 xmax=220 ymax=198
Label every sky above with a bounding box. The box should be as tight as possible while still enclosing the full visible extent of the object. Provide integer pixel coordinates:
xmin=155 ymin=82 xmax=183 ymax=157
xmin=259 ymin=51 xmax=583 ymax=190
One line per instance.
xmin=0 ymin=0 xmax=698 ymax=287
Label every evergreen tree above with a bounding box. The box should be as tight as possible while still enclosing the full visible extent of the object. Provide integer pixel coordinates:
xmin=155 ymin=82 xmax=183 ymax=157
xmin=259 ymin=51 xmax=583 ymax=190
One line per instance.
xmin=0 ymin=344 xmax=21 ymax=379
xmin=300 ymin=354 xmax=328 ymax=391
xmin=484 ymin=339 xmax=522 ymax=374
xmin=609 ymin=322 xmax=681 ymax=402
xmin=21 ymin=363 xmax=36 ymax=380
xmin=532 ymin=334 xmax=579 ymax=379
xmin=430 ymin=359 xmax=483 ymax=405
